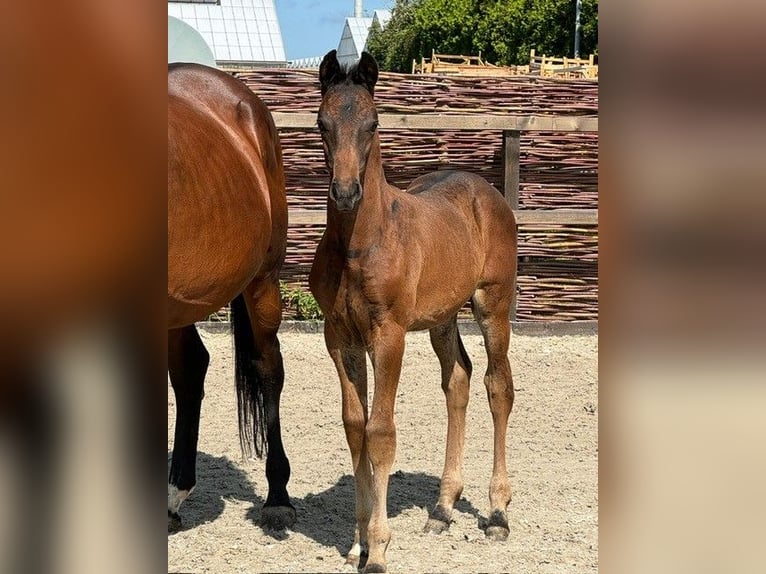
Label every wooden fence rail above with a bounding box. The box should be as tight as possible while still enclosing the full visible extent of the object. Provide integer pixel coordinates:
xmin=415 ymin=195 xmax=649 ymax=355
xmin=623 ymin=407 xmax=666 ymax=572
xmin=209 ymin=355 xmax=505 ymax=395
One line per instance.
xmin=271 ymin=112 xmax=598 ymax=227
xmin=271 ymin=112 xmax=598 ymax=132
xmin=270 ymin=111 xmax=598 ymax=322
xmin=227 ymin=69 xmax=598 ymax=322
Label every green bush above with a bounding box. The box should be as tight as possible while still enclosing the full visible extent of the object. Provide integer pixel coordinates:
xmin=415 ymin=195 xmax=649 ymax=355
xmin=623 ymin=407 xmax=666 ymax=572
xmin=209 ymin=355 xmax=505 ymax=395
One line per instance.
xmin=279 ymin=282 xmax=323 ymax=321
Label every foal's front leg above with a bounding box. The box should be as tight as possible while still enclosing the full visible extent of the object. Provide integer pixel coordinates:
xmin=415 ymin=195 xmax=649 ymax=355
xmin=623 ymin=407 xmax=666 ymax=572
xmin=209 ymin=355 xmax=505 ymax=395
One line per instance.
xmin=364 ymin=324 xmax=406 ymax=573
xmin=324 ymin=328 xmax=371 ymax=568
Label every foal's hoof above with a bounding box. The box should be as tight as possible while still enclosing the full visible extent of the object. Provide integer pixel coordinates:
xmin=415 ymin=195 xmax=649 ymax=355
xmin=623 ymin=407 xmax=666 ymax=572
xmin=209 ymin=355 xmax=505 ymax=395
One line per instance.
xmin=345 ymin=544 xmax=368 ymax=569
xmin=345 ymin=552 xmax=362 ymax=569
xmin=260 ymin=505 xmax=297 ymax=531
xmin=168 ymin=510 xmax=183 ymax=533
xmin=363 ymin=563 xmax=387 ymax=574
xmin=344 ymin=554 xmax=359 ymax=569
xmin=423 ymin=504 xmax=452 ymax=534
xmin=423 ymin=517 xmax=450 ymax=534
xmin=485 ymin=525 xmax=509 ymax=541
xmin=484 ymin=510 xmax=509 ymax=541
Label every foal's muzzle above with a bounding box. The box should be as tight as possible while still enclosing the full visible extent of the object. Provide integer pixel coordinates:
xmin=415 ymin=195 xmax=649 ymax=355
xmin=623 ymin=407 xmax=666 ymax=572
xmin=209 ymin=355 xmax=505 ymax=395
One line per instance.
xmin=330 ymin=180 xmax=363 ymax=211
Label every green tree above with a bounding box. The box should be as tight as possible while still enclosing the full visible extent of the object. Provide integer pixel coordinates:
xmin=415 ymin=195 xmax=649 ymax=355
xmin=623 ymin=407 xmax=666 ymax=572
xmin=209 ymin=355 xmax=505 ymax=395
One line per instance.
xmin=366 ymin=0 xmax=598 ymax=72
xmin=366 ymin=0 xmax=420 ymax=73
xmin=412 ymin=0 xmax=481 ymax=58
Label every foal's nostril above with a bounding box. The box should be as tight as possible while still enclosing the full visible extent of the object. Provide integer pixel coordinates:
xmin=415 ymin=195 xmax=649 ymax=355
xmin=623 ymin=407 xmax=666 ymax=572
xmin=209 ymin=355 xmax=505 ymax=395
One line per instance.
xmin=330 ymin=180 xmax=363 ymax=210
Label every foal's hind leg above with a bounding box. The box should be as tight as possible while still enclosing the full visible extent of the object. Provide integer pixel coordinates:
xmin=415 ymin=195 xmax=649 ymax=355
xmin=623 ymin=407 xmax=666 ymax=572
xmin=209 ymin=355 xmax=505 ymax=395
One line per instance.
xmin=424 ymin=316 xmax=472 ymax=534
xmin=242 ymin=278 xmax=296 ymax=530
xmin=472 ymin=286 xmax=515 ymax=541
xmin=168 ymin=325 xmax=209 ymax=531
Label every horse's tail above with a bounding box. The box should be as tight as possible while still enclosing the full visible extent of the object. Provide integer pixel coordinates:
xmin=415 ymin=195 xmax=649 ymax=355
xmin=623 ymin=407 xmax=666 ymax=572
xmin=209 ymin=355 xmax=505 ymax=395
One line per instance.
xmin=457 ymin=329 xmax=473 ymax=379
xmin=231 ymin=294 xmax=267 ymax=459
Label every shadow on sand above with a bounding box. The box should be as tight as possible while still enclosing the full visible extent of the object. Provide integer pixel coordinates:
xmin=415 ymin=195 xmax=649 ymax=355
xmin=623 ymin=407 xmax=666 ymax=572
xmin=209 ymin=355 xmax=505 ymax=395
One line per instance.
xmin=168 ymin=451 xmax=483 ymax=557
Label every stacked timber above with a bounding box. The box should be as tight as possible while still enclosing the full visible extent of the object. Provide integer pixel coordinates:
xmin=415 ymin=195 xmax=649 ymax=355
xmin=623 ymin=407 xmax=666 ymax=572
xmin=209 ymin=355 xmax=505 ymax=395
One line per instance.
xmin=225 ymin=69 xmax=598 ymax=322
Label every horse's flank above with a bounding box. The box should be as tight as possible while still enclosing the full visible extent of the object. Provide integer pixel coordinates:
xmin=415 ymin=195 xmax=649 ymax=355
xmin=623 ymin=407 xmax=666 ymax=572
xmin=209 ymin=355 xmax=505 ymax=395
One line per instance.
xmin=167 ymin=63 xmax=293 ymax=532
xmin=168 ymin=63 xmax=286 ymax=328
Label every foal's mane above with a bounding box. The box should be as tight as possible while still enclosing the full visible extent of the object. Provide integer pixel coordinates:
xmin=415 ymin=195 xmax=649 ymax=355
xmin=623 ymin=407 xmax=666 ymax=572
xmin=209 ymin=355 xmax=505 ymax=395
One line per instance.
xmin=324 ymin=62 xmax=363 ymax=90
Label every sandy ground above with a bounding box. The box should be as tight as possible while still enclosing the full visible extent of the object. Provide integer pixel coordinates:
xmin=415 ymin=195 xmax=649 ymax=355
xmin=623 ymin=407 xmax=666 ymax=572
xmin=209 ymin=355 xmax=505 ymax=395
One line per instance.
xmin=168 ymin=327 xmax=597 ymax=573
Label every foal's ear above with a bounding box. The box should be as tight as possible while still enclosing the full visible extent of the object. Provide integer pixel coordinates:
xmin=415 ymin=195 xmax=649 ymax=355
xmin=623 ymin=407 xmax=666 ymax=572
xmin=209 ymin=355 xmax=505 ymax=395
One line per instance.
xmin=352 ymin=51 xmax=379 ymax=95
xmin=319 ymin=50 xmax=344 ymax=95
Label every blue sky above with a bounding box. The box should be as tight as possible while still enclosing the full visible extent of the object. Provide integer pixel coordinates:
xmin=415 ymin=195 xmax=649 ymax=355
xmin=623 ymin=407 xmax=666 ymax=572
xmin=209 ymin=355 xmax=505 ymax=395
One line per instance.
xmin=275 ymin=0 xmax=393 ymax=60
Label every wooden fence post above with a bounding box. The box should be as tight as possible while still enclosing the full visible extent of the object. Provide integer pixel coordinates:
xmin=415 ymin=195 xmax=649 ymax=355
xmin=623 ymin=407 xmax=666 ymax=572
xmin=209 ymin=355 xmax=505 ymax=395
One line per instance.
xmin=503 ymin=130 xmax=520 ymax=209
xmin=503 ymin=129 xmax=521 ymax=321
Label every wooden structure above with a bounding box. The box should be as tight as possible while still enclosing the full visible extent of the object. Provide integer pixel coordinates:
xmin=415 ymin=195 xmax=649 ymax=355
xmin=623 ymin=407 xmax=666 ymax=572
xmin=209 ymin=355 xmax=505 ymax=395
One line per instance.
xmin=529 ymin=49 xmax=598 ymax=79
xmin=226 ymin=68 xmax=598 ymax=322
xmin=411 ymin=49 xmax=597 ymax=80
xmin=412 ymin=49 xmax=526 ymax=76
xmin=271 ymin=112 xmax=597 ymax=322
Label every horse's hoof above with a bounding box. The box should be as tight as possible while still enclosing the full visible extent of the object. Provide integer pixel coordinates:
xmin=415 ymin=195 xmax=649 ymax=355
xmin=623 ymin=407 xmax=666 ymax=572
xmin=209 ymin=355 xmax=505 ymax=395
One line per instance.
xmin=260 ymin=505 xmax=297 ymax=531
xmin=424 ymin=504 xmax=452 ymax=534
xmin=168 ymin=510 xmax=182 ymax=533
xmin=484 ymin=509 xmax=509 ymax=541
xmin=363 ymin=563 xmax=386 ymax=574
xmin=423 ymin=517 xmax=450 ymax=534
xmin=485 ymin=525 xmax=509 ymax=541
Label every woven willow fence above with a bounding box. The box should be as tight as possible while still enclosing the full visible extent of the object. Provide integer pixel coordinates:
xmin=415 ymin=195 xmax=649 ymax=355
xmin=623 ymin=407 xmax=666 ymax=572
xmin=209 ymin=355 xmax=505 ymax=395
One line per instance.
xmin=225 ymin=69 xmax=598 ymax=322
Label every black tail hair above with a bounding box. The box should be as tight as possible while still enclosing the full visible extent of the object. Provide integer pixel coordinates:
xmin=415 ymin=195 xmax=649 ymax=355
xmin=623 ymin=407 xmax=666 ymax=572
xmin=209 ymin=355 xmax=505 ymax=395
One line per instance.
xmin=231 ymin=294 xmax=267 ymax=458
xmin=457 ymin=330 xmax=473 ymax=378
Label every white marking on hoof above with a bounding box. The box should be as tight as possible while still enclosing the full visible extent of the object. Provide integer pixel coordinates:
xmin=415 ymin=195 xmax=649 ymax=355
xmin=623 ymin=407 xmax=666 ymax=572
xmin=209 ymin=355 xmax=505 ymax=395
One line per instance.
xmin=346 ymin=541 xmax=364 ymax=568
xmin=168 ymin=484 xmax=192 ymax=514
xmin=348 ymin=541 xmax=363 ymax=558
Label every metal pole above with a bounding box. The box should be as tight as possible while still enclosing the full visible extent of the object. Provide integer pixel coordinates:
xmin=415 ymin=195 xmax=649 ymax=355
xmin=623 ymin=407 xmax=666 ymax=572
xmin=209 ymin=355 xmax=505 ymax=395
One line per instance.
xmin=574 ymin=0 xmax=582 ymax=58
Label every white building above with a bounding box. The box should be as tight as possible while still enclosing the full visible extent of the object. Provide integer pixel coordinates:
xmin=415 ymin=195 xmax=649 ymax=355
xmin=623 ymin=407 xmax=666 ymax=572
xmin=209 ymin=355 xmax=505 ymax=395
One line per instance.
xmin=336 ymin=8 xmax=391 ymax=68
xmin=287 ymin=2 xmax=392 ymax=70
xmin=167 ymin=0 xmax=286 ymax=68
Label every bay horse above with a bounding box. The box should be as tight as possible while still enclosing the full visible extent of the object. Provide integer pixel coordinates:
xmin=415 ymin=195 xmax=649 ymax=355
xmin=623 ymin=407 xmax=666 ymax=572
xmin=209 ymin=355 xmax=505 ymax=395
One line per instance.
xmin=309 ymin=50 xmax=518 ymax=573
xmin=168 ymin=63 xmax=294 ymax=531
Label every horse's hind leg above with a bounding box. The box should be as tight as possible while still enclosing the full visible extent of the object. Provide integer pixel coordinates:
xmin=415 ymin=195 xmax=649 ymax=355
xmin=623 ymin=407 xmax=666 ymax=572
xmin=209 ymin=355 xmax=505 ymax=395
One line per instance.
xmin=424 ymin=316 xmax=472 ymax=534
xmin=168 ymin=325 xmax=209 ymax=531
xmin=242 ymin=278 xmax=295 ymax=530
xmin=472 ymin=285 xmax=514 ymax=541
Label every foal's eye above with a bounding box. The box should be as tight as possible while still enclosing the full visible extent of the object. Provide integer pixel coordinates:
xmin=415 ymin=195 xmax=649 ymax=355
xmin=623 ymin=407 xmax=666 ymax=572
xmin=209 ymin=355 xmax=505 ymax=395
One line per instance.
xmin=369 ymin=121 xmax=379 ymax=132
xmin=317 ymin=120 xmax=328 ymax=133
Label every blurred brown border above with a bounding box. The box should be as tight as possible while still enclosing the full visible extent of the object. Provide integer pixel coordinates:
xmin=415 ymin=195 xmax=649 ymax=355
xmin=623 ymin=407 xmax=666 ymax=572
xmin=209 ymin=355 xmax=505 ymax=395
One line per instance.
xmin=0 ymin=2 xmax=167 ymax=573
xmin=601 ymin=2 xmax=766 ymax=573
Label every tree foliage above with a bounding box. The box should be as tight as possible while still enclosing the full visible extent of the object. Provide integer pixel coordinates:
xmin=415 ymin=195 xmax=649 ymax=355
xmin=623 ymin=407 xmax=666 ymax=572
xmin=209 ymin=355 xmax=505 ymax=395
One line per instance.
xmin=366 ymin=0 xmax=598 ymax=72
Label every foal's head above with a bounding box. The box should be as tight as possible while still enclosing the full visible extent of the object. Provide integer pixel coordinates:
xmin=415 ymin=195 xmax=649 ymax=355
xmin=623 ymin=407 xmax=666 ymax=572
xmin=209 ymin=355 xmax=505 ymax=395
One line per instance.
xmin=318 ymin=50 xmax=380 ymax=212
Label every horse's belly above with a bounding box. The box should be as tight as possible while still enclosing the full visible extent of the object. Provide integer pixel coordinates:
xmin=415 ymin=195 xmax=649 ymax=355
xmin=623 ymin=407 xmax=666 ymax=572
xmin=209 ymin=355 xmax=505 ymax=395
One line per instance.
xmin=408 ymin=251 xmax=481 ymax=330
xmin=408 ymin=286 xmax=475 ymax=331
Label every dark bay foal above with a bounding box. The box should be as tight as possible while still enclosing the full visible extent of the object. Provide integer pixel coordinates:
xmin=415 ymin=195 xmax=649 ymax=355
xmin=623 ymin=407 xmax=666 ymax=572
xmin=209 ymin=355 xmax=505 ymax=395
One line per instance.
xmin=309 ymin=50 xmax=518 ymax=573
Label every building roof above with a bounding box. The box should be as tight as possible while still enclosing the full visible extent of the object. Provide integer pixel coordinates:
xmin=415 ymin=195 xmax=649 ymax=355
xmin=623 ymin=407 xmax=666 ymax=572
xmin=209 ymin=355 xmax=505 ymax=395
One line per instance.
xmin=287 ymin=56 xmax=324 ymax=69
xmin=337 ymin=16 xmax=373 ymax=67
xmin=335 ymin=10 xmax=393 ymax=68
xmin=372 ymin=9 xmax=392 ymax=29
xmin=286 ymin=8 xmax=393 ymax=70
xmin=167 ymin=0 xmax=286 ymax=67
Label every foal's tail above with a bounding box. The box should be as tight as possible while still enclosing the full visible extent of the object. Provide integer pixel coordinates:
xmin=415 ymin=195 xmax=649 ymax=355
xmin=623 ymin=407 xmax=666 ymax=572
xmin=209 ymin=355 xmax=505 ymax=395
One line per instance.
xmin=231 ymin=294 xmax=267 ymax=459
